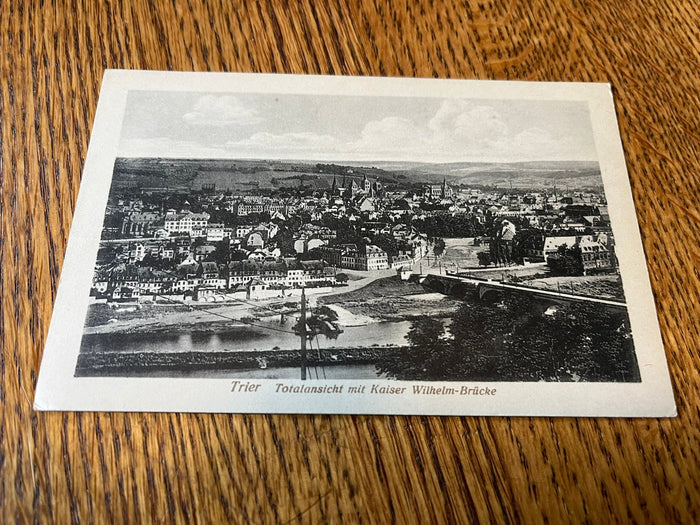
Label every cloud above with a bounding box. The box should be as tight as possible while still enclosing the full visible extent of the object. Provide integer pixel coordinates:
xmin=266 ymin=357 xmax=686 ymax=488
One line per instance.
xmin=122 ymin=95 xmax=596 ymax=162
xmin=227 ymin=132 xmax=342 ymax=155
xmin=425 ymin=100 xmax=594 ymax=161
xmin=222 ymin=107 xmax=564 ymax=162
xmin=505 ymin=127 xmax=582 ymax=161
xmin=224 ymin=120 xmax=431 ymax=160
xmin=350 ymin=117 xmax=427 ymax=156
xmin=183 ymin=95 xmax=261 ymax=127
xmin=429 ymin=100 xmax=509 ymax=146
xmin=119 ymin=137 xmax=231 ymax=158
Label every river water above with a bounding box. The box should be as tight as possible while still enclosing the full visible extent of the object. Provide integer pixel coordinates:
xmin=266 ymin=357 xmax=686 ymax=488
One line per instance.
xmin=80 ymin=318 xmax=414 ymax=354
xmin=80 ymin=318 xmax=413 ymax=379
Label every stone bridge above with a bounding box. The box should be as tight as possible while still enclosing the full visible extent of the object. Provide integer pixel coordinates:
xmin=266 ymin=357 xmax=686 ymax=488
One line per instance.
xmin=421 ymin=273 xmax=628 ymax=315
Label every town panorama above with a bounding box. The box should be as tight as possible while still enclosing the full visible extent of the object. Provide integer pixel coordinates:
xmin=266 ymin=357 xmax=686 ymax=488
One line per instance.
xmin=77 ymin=157 xmax=640 ymax=382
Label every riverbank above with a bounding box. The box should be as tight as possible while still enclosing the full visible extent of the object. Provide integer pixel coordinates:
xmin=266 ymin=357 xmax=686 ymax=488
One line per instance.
xmin=83 ymin=272 xmax=459 ymax=336
xmin=84 ymin=269 xmax=397 ymax=335
xmin=323 ymin=305 xmax=378 ymax=326
xmin=317 ymin=276 xmax=461 ymax=321
xmin=75 ymin=345 xmax=405 ymax=377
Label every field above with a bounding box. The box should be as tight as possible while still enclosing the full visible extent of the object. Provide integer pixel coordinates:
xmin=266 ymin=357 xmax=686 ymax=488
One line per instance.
xmin=439 ymin=238 xmax=482 ymax=269
xmin=521 ymin=275 xmax=626 ymax=301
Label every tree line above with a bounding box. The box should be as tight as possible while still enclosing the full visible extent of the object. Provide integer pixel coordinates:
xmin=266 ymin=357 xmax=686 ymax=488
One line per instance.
xmin=411 ymin=213 xmax=485 ymax=238
xmin=376 ymin=293 xmax=640 ymax=382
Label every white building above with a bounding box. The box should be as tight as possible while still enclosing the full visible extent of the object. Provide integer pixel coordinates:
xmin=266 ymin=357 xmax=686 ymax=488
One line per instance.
xmin=206 ymin=223 xmax=225 ymax=242
xmin=543 ymin=236 xmax=579 ymax=262
xmin=360 ymin=245 xmax=389 ymax=271
xmin=164 ymin=211 xmax=210 ymax=236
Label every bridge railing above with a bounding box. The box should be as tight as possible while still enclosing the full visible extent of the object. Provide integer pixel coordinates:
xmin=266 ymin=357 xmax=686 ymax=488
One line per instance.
xmin=442 ymin=271 xmax=626 ymax=305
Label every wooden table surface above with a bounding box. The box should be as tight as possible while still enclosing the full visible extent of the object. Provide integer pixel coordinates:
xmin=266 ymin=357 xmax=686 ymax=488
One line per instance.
xmin=1 ymin=1 xmax=698 ymax=522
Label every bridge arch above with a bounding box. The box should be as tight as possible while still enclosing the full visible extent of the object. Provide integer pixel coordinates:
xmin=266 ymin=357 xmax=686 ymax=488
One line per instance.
xmin=478 ymin=286 xmax=502 ymax=304
xmin=450 ymin=282 xmax=471 ymax=299
xmin=422 ymin=276 xmax=446 ymax=295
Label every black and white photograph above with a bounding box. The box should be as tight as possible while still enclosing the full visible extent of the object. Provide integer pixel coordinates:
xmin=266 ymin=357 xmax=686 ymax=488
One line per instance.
xmin=34 ymin=71 xmax=675 ymax=415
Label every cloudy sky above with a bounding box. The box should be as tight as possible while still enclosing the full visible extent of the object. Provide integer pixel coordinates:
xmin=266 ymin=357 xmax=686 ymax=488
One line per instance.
xmin=119 ymin=91 xmax=598 ymax=163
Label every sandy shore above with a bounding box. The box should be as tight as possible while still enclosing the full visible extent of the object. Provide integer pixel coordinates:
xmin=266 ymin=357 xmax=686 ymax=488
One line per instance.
xmin=83 ymin=302 xmax=256 ymax=335
xmin=323 ymin=305 xmax=378 ymax=327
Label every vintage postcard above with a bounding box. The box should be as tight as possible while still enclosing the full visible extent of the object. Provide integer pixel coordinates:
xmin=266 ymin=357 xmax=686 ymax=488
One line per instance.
xmin=34 ymin=70 xmax=676 ymax=416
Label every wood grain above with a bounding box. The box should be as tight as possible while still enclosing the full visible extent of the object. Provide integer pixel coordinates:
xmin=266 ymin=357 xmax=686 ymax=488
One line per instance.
xmin=1 ymin=0 xmax=698 ymax=522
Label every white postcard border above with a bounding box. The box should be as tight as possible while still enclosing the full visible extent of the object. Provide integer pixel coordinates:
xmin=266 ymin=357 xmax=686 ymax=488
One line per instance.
xmin=34 ymin=70 xmax=676 ymax=416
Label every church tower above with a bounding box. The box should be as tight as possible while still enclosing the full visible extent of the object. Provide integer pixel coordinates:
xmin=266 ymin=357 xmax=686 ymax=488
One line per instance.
xmin=362 ymin=174 xmax=372 ymax=195
xmin=441 ymin=177 xmax=450 ymax=198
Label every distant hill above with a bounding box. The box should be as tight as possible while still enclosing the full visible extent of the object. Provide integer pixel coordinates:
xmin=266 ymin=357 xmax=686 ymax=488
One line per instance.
xmin=373 ymin=160 xmax=603 ymax=190
xmin=285 ymin=159 xmax=603 ymax=190
xmin=112 ymin=158 xmax=603 ymax=191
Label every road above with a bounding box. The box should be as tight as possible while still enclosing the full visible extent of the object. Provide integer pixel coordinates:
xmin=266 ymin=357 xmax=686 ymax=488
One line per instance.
xmin=432 ymin=273 xmax=627 ymax=309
